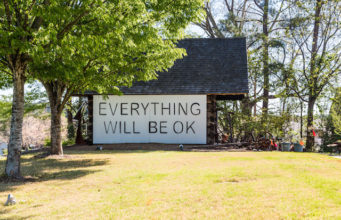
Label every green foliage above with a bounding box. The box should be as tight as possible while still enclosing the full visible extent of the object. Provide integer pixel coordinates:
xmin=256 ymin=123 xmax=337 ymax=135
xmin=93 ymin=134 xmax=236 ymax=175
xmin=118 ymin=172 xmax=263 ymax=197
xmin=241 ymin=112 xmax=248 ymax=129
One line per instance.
xmin=62 ymin=139 xmax=75 ymax=147
xmin=217 ymin=98 xmax=302 ymax=143
xmin=330 ymin=89 xmax=341 ymax=135
xmin=0 ymin=84 xmax=48 ymax=136
xmin=44 ymin=138 xmax=51 ymax=147
xmin=67 ymin=124 xmax=75 ymax=140
xmin=285 ymin=0 xmax=341 ymax=100
xmin=1 ymin=147 xmax=7 ymax=156
xmin=0 ymin=0 xmax=205 ymax=94
xmin=0 ymin=0 xmax=204 ymax=156
xmin=330 ymin=109 xmax=341 ymax=135
xmin=0 ymin=95 xmax=12 ymax=136
xmin=0 ymin=73 xmax=12 ymax=90
xmin=24 ymin=83 xmax=48 ymax=116
xmin=321 ymin=88 xmax=341 ymax=151
xmin=0 ymin=0 xmax=205 ymax=112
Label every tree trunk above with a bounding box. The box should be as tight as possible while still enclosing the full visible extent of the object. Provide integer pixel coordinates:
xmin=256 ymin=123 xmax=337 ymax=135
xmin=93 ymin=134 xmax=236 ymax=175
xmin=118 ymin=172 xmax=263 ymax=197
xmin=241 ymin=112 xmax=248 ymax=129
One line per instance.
xmin=5 ymin=69 xmax=26 ymax=178
xmin=50 ymin=107 xmax=63 ymax=155
xmin=253 ymin=77 xmax=257 ymax=116
xmin=300 ymin=101 xmax=303 ymax=139
xmin=43 ymin=81 xmax=66 ymax=155
xmin=305 ymin=0 xmax=323 ymax=152
xmin=66 ymin=107 xmax=74 ymax=140
xmin=75 ymin=97 xmax=85 ymax=144
xmin=306 ymin=96 xmax=316 ymax=152
xmin=262 ymin=0 xmax=270 ymax=119
xmin=241 ymin=97 xmax=252 ymax=117
xmin=75 ymin=110 xmax=85 ymax=144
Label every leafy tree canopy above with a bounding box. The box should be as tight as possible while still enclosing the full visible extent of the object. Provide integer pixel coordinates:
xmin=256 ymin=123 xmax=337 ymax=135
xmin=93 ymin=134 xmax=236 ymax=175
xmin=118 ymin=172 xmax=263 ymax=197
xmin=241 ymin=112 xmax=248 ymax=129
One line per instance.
xmin=1 ymin=0 xmax=205 ymax=93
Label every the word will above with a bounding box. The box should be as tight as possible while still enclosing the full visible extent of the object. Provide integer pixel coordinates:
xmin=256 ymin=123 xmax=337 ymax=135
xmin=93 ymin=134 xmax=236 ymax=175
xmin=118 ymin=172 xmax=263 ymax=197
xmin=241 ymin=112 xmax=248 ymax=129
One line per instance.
xmin=104 ymin=121 xmax=196 ymax=134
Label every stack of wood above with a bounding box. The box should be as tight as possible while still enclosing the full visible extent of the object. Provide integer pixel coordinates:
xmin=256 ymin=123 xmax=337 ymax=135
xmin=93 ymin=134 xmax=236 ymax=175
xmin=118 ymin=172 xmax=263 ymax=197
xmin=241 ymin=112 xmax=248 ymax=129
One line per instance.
xmin=327 ymin=140 xmax=341 ymax=154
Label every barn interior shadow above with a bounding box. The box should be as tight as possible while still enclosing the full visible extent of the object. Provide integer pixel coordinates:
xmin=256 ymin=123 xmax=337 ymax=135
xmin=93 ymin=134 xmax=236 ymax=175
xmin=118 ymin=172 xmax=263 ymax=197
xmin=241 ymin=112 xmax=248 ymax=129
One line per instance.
xmin=0 ymin=156 xmax=109 ymax=192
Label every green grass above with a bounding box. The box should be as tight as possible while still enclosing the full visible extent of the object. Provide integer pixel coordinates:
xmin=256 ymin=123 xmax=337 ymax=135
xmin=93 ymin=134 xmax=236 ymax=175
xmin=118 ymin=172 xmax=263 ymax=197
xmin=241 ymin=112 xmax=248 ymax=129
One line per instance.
xmin=1 ymin=151 xmax=341 ymax=219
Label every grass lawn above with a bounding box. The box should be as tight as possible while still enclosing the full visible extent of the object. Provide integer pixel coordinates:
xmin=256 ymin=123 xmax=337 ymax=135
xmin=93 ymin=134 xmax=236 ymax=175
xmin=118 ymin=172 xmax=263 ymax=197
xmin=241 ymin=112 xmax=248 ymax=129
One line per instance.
xmin=1 ymin=151 xmax=341 ymax=219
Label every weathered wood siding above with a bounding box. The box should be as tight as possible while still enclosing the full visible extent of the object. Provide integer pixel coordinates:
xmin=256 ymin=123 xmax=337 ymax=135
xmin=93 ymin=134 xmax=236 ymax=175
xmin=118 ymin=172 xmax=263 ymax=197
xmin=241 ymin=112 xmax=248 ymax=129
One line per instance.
xmin=87 ymin=95 xmax=94 ymax=144
xmin=207 ymin=95 xmax=217 ymax=144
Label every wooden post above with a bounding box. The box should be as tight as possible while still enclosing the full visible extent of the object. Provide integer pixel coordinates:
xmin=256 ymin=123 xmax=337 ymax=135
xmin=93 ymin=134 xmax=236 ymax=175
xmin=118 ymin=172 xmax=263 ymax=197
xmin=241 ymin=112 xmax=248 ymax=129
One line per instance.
xmin=87 ymin=95 xmax=94 ymax=145
xmin=207 ymin=95 xmax=217 ymax=145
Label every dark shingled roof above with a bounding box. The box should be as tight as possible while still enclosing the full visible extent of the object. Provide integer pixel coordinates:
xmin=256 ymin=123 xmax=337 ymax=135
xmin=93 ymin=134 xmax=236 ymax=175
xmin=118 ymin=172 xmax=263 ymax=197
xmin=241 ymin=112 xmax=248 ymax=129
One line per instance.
xmin=120 ymin=38 xmax=248 ymax=95
xmin=80 ymin=38 xmax=248 ymax=96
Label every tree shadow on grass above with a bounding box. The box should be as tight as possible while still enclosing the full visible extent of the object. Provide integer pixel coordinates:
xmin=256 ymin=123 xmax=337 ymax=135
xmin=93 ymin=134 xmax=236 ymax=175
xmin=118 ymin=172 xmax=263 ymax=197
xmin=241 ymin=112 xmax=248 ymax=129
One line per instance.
xmin=0 ymin=156 xmax=109 ymax=192
xmin=0 ymin=209 xmax=35 ymax=220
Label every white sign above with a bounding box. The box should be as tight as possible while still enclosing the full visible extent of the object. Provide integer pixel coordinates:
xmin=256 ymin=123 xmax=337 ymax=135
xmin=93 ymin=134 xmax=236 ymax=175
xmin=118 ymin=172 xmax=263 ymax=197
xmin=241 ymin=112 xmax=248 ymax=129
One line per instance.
xmin=93 ymin=95 xmax=207 ymax=144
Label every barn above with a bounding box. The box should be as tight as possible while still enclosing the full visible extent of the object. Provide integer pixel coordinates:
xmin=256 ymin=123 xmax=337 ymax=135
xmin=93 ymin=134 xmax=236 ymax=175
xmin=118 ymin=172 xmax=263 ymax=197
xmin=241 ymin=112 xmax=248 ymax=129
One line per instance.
xmin=82 ymin=38 xmax=248 ymax=145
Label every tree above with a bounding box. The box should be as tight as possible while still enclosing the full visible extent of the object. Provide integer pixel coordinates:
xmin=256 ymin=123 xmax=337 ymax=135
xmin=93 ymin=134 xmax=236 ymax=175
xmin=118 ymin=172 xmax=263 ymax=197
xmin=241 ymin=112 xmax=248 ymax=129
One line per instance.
xmin=0 ymin=95 xmax=12 ymax=139
xmin=195 ymin=0 xmax=290 ymax=139
xmin=30 ymin=0 xmax=204 ymax=155
xmin=285 ymin=0 xmax=341 ymax=151
xmin=65 ymin=100 xmax=75 ymax=141
xmin=330 ymin=88 xmax=341 ymax=135
xmin=0 ymin=0 xmax=204 ymax=177
xmin=0 ymin=85 xmax=48 ymax=145
xmin=321 ymin=88 xmax=341 ymax=151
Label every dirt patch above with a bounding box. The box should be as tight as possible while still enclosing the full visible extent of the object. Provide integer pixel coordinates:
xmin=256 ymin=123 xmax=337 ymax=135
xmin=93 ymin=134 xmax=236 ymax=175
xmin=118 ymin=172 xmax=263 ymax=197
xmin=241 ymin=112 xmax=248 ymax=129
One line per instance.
xmin=44 ymin=154 xmax=81 ymax=159
xmin=215 ymin=176 xmax=257 ymax=184
xmin=190 ymin=147 xmax=248 ymax=152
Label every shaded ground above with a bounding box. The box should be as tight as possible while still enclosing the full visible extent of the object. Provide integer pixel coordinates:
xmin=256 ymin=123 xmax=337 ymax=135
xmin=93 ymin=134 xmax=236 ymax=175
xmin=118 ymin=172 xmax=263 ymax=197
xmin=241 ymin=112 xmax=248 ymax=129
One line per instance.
xmin=0 ymin=155 xmax=108 ymax=192
xmin=65 ymin=143 xmax=248 ymax=152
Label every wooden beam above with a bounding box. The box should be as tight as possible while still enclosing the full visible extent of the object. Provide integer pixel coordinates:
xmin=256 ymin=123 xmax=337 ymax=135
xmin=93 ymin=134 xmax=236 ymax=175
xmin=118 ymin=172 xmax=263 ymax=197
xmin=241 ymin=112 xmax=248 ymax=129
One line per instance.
xmin=87 ymin=95 xmax=94 ymax=145
xmin=207 ymin=95 xmax=218 ymax=145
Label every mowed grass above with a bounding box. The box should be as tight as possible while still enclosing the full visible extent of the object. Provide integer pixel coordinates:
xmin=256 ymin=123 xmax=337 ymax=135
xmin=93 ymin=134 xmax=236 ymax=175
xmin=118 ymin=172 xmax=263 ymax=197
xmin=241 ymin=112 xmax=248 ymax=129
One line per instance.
xmin=1 ymin=151 xmax=341 ymax=219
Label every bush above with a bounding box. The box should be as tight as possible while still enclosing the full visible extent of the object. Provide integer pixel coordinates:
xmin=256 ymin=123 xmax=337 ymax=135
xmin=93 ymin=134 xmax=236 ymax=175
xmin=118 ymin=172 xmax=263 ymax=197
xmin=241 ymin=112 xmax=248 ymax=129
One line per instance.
xmin=67 ymin=125 xmax=75 ymax=140
xmin=62 ymin=139 xmax=75 ymax=147
xmin=44 ymin=138 xmax=51 ymax=147
xmin=1 ymin=148 xmax=7 ymax=156
xmin=44 ymin=138 xmax=75 ymax=147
